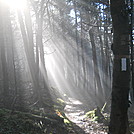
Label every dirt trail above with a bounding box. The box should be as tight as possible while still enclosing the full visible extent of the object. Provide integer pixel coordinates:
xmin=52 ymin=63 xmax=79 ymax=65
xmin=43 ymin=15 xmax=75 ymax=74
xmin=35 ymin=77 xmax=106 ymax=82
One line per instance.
xmin=64 ymin=97 xmax=108 ymax=134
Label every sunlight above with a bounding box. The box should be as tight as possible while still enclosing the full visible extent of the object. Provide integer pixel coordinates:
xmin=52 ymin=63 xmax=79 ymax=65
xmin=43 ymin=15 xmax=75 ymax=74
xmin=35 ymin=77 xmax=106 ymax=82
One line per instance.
xmin=3 ymin=0 xmax=27 ymax=9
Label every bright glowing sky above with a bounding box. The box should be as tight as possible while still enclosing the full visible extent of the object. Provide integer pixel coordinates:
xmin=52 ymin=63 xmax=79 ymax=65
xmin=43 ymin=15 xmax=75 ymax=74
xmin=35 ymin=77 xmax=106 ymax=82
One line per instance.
xmin=3 ymin=0 xmax=27 ymax=9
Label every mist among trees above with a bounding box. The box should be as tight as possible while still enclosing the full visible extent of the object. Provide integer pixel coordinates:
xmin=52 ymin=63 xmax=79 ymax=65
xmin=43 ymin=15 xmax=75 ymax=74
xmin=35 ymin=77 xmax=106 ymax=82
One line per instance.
xmin=0 ymin=0 xmax=133 ymax=134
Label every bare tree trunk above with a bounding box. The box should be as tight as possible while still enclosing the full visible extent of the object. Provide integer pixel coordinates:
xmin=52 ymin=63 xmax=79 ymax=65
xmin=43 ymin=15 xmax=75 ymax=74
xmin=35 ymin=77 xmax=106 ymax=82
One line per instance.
xmin=89 ymin=28 xmax=105 ymax=108
xmin=0 ymin=2 xmax=9 ymax=108
xmin=35 ymin=1 xmax=53 ymax=106
xmin=109 ymin=0 xmax=130 ymax=133
xmin=74 ymin=0 xmax=80 ymax=87
xmin=17 ymin=10 xmax=43 ymax=105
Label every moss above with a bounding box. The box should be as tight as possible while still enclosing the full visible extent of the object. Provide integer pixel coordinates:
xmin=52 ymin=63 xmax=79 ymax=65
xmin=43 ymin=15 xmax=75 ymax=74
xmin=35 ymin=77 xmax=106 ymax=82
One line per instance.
xmin=57 ymin=98 xmax=66 ymax=106
xmin=129 ymin=119 xmax=134 ymax=131
xmin=86 ymin=109 xmax=97 ymax=121
xmin=86 ymin=108 xmax=109 ymax=125
xmin=0 ymin=108 xmax=10 ymax=117
xmin=0 ymin=108 xmax=70 ymax=134
xmin=64 ymin=118 xmax=71 ymax=124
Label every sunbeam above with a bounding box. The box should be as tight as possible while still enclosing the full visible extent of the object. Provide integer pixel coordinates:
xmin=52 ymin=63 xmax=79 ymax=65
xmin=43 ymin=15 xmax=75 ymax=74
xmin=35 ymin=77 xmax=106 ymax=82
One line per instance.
xmin=3 ymin=0 xmax=27 ymax=9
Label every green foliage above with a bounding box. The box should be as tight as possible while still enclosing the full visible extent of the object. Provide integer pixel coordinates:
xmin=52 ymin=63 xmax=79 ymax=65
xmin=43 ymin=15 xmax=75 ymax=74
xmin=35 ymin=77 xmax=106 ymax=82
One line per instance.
xmin=86 ymin=108 xmax=109 ymax=125
xmin=0 ymin=111 xmax=42 ymax=134
xmin=57 ymin=98 xmax=66 ymax=106
xmin=54 ymin=98 xmax=66 ymax=112
xmin=0 ymin=108 xmax=69 ymax=134
xmin=64 ymin=118 xmax=71 ymax=124
xmin=86 ymin=109 xmax=98 ymax=121
xmin=0 ymin=108 xmax=10 ymax=116
xmin=129 ymin=119 xmax=134 ymax=132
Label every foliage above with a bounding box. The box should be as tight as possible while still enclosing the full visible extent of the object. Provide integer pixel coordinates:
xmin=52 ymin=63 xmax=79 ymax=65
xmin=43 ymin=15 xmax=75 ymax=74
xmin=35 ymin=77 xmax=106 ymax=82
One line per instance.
xmin=86 ymin=107 xmax=108 ymax=125
xmin=86 ymin=108 xmax=99 ymax=121
xmin=57 ymin=98 xmax=66 ymax=107
xmin=0 ymin=108 xmax=70 ymax=134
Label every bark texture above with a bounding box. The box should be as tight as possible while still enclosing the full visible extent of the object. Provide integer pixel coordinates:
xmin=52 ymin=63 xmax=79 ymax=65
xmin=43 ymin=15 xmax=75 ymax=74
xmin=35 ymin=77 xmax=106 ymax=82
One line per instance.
xmin=109 ymin=0 xmax=130 ymax=134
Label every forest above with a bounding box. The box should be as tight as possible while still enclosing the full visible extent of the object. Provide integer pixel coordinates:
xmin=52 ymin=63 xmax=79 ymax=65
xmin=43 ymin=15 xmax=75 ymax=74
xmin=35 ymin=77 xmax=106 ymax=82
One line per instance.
xmin=0 ymin=0 xmax=133 ymax=134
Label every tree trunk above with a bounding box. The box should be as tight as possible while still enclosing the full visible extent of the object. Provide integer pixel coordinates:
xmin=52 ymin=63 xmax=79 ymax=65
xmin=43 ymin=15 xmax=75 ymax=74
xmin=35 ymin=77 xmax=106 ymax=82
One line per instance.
xmin=17 ymin=10 xmax=43 ymax=105
xmin=89 ymin=28 xmax=105 ymax=108
xmin=0 ymin=1 xmax=10 ymax=108
xmin=109 ymin=0 xmax=130 ymax=133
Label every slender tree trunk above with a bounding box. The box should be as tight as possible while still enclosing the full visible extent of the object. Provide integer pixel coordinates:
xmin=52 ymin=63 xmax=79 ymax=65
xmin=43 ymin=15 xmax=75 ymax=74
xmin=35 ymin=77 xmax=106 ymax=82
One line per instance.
xmin=0 ymin=2 xmax=10 ymax=108
xmin=89 ymin=28 xmax=105 ymax=108
xmin=80 ymin=12 xmax=86 ymax=91
xmin=74 ymin=0 xmax=80 ymax=87
xmin=104 ymin=25 xmax=111 ymax=99
xmin=17 ymin=10 xmax=43 ymax=105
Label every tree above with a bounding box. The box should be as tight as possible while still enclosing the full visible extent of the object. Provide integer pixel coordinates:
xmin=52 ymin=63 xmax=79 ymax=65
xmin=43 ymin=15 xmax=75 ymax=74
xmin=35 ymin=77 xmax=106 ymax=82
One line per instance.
xmin=109 ymin=0 xmax=130 ymax=133
xmin=89 ymin=28 xmax=105 ymax=108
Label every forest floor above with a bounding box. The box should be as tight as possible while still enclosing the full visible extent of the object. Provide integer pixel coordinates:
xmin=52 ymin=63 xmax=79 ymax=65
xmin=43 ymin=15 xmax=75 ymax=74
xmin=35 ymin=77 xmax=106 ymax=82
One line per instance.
xmin=64 ymin=97 xmax=134 ymax=134
xmin=0 ymin=97 xmax=109 ymax=134
xmin=64 ymin=97 xmax=108 ymax=134
xmin=1 ymin=96 xmax=134 ymax=134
